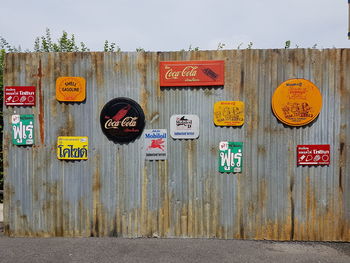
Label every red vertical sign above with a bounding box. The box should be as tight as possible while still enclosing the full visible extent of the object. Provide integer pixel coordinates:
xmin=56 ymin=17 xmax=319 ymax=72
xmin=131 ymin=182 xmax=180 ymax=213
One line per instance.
xmin=297 ymin=145 xmax=330 ymax=165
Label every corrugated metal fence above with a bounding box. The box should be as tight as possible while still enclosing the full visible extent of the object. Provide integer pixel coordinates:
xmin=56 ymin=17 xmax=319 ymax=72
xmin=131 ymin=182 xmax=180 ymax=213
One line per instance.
xmin=3 ymin=49 xmax=350 ymax=240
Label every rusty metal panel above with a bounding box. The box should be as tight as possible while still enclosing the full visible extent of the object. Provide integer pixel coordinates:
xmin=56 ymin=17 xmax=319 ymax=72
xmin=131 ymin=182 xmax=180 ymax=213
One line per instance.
xmin=3 ymin=49 xmax=350 ymax=240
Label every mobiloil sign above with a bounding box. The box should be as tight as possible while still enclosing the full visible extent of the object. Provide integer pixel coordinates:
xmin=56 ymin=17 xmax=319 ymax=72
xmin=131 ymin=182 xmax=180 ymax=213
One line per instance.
xmin=144 ymin=129 xmax=167 ymax=160
xmin=218 ymin=141 xmax=243 ymax=173
xmin=11 ymin=114 xmax=34 ymax=145
xmin=100 ymin=97 xmax=145 ymax=143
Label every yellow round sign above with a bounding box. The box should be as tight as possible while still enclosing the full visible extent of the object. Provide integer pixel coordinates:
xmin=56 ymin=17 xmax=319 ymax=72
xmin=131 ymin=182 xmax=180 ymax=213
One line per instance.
xmin=272 ymin=79 xmax=322 ymax=126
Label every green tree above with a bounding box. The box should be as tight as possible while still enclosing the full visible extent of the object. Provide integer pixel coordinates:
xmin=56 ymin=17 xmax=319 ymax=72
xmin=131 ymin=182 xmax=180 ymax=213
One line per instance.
xmin=33 ymin=28 xmax=90 ymax=52
xmin=104 ymin=40 xmax=120 ymax=52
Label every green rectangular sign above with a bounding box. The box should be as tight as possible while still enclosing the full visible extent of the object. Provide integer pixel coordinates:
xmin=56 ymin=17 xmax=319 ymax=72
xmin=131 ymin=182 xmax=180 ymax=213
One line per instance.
xmin=218 ymin=141 xmax=243 ymax=173
xmin=11 ymin=114 xmax=34 ymax=145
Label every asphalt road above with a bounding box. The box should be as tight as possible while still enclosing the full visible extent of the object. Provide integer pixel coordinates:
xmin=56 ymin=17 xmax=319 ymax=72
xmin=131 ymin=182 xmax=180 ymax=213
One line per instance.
xmin=0 ymin=230 xmax=349 ymax=263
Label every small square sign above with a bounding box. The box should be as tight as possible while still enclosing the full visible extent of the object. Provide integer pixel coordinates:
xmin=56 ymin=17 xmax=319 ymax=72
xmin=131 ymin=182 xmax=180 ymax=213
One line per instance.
xmin=297 ymin=144 xmax=330 ymax=165
xmin=11 ymin=114 xmax=34 ymax=145
xmin=144 ymin=129 xmax=167 ymax=160
xmin=214 ymin=101 xmax=244 ymax=126
xmin=56 ymin=77 xmax=86 ymax=102
xmin=170 ymin=114 xmax=199 ymax=139
xmin=5 ymin=86 xmax=36 ymax=106
xmin=218 ymin=141 xmax=243 ymax=173
xmin=57 ymin=136 xmax=88 ymax=160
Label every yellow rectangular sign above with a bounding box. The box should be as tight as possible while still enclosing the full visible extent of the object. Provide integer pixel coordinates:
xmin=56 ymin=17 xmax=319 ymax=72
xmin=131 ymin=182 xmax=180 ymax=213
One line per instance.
xmin=214 ymin=101 xmax=244 ymax=126
xmin=57 ymin=136 xmax=88 ymax=160
xmin=56 ymin=77 xmax=86 ymax=102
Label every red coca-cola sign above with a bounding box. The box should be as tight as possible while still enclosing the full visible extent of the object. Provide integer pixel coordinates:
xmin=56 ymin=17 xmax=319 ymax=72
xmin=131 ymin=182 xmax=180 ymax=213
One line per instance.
xmin=297 ymin=145 xmax=330 ymax=165
xmin=159 ymin=60 xmax=225 ymax=87
xmin=5 ymin=86 xmax=36 ymax=106
xmin=100 ymin=97 xmax=145 ymax=143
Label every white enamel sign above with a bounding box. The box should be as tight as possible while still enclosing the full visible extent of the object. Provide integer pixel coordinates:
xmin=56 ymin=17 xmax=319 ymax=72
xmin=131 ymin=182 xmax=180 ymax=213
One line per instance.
xmin=170 ymin=115 xmax=199 ymax=139
xmin=144 ymin=129 xmax=167 ymax=160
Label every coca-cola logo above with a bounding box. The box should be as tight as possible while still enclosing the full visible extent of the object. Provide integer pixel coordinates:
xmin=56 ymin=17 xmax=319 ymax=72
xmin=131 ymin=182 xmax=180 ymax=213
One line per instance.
xmin=100 ymin=97 xmax=145 ymax=143
xmin=165 ymin=66 xmax=198 ymax=80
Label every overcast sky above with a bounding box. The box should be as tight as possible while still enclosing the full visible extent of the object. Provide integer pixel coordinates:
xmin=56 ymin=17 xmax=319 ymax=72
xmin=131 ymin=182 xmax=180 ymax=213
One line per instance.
xmin=1 ymin=0 xmax=349 ymax=51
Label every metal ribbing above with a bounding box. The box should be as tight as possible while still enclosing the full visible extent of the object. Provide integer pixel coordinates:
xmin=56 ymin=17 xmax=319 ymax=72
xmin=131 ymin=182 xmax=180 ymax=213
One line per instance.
xmin=3 ymin=50 xmax=350 ymax=240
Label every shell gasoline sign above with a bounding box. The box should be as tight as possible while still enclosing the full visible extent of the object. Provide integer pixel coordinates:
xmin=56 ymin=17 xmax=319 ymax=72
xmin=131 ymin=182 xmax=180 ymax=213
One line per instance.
xmin=56 ymin=77 xmax=86 ymax=102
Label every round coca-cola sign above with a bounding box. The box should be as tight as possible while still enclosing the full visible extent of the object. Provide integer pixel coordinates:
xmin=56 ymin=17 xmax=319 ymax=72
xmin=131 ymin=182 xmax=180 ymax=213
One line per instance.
xmin=100 ymin=97 xmax=145 ymax=143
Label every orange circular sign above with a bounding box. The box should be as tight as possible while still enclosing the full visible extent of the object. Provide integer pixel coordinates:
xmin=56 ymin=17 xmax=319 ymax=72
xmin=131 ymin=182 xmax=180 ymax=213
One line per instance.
xmin=272 ymin=79 xmax=322 ymax=126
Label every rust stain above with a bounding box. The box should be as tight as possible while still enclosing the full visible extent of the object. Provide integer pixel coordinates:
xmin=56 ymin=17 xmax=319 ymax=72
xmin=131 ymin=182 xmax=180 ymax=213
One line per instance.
xmin=115 ymin=147 xmax=124 ymax=237
xmin=92 ymin=152 xmax=102 ymax=236
xmin=43 ymin=182 xmax=64 ymax=236
xmin=140 ymin=87 xmax=149 ymax=119
xmin=287 ymin=139 xmax=295 ymax=240
xmin=203 ymin=175 xmax=211 ymax=237
xmin=235 ymin=174 xmax=244 ymax=239
xmin=210 ymin=146 xmax=217 ymax=156
xmin=339 ymin=141 xmax=345 ymax=193
xmin=114 ymin=63 xmax=120 ymax=72
xmin=137 ymin=53 xmax=150 ymax=119
xmin=258 ymin=180 xmax=267 ymax=210
xmin=3 ymin=184 xmax=14 ymax=236
xmin=264 ymin=126 xmax=284 ymax=134
xmin=93 ymin=53 xmax=104 ymax=90
xmin=33 ymin=59 xmax=45 ymax=145
xmin=50 ymin=97 xmax=57 ymax=118
xmin=257 ymin=145 xmax=266 ymax=155
xmin=157 ymin=160 xmax=170 ymax=237
xmin=92 ymin=156 xmax=101 ymax=193
xmin=57 ymin=111 xmax=75 ymax=136
xmin=155 ymin=53 xmax=162 ymax=99
xmin=137 ymin=52 xmax=147 ymax=86
xmin=2 ymin=133 xmax=10 ymax=168
xmin=186 ymin=140 xmax=196 ymax=237
xmin=141 ymin=165 xmax=148 ymax=236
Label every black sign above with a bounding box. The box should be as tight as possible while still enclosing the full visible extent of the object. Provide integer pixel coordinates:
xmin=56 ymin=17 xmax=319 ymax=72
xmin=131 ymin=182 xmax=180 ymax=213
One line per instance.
xmin=100 ymin=97 xmax=145 ymax=143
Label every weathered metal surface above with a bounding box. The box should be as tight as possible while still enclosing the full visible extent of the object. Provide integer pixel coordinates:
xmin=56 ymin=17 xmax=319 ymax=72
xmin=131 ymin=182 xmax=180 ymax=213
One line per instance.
xmin=3 ymin=49 xmax=350 ymax=240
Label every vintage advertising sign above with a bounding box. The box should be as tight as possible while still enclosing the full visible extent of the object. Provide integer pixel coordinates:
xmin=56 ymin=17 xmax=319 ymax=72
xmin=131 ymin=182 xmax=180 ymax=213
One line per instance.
xmin=100 ymin=97 xmax=145 ymax=143
xmin=170 ymin=115 xmax=199 ymax=139
xmin=11 ymin=114 xmax=34 ymax=145
xmin=57 ymin=136 xmax=88 ymax=160
xmin=272 ymin=79 xmax=322 ymax=126
xmin=56 ymin=77 xmax=86 ymax=102
xmin=159 ymin=60 xmax=224 ymax=87
xmin=5 ymin=86 xmax=36 ymax=106
xmin=144 ymin=129 xmax=167 ymax=160
xmin=213 ymin=101 xmax=244 ymax=126
xmin=297 ymin=144 xmax=330 ymax=165
xmin=218 ymin=142 xmax=243 ymax=173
